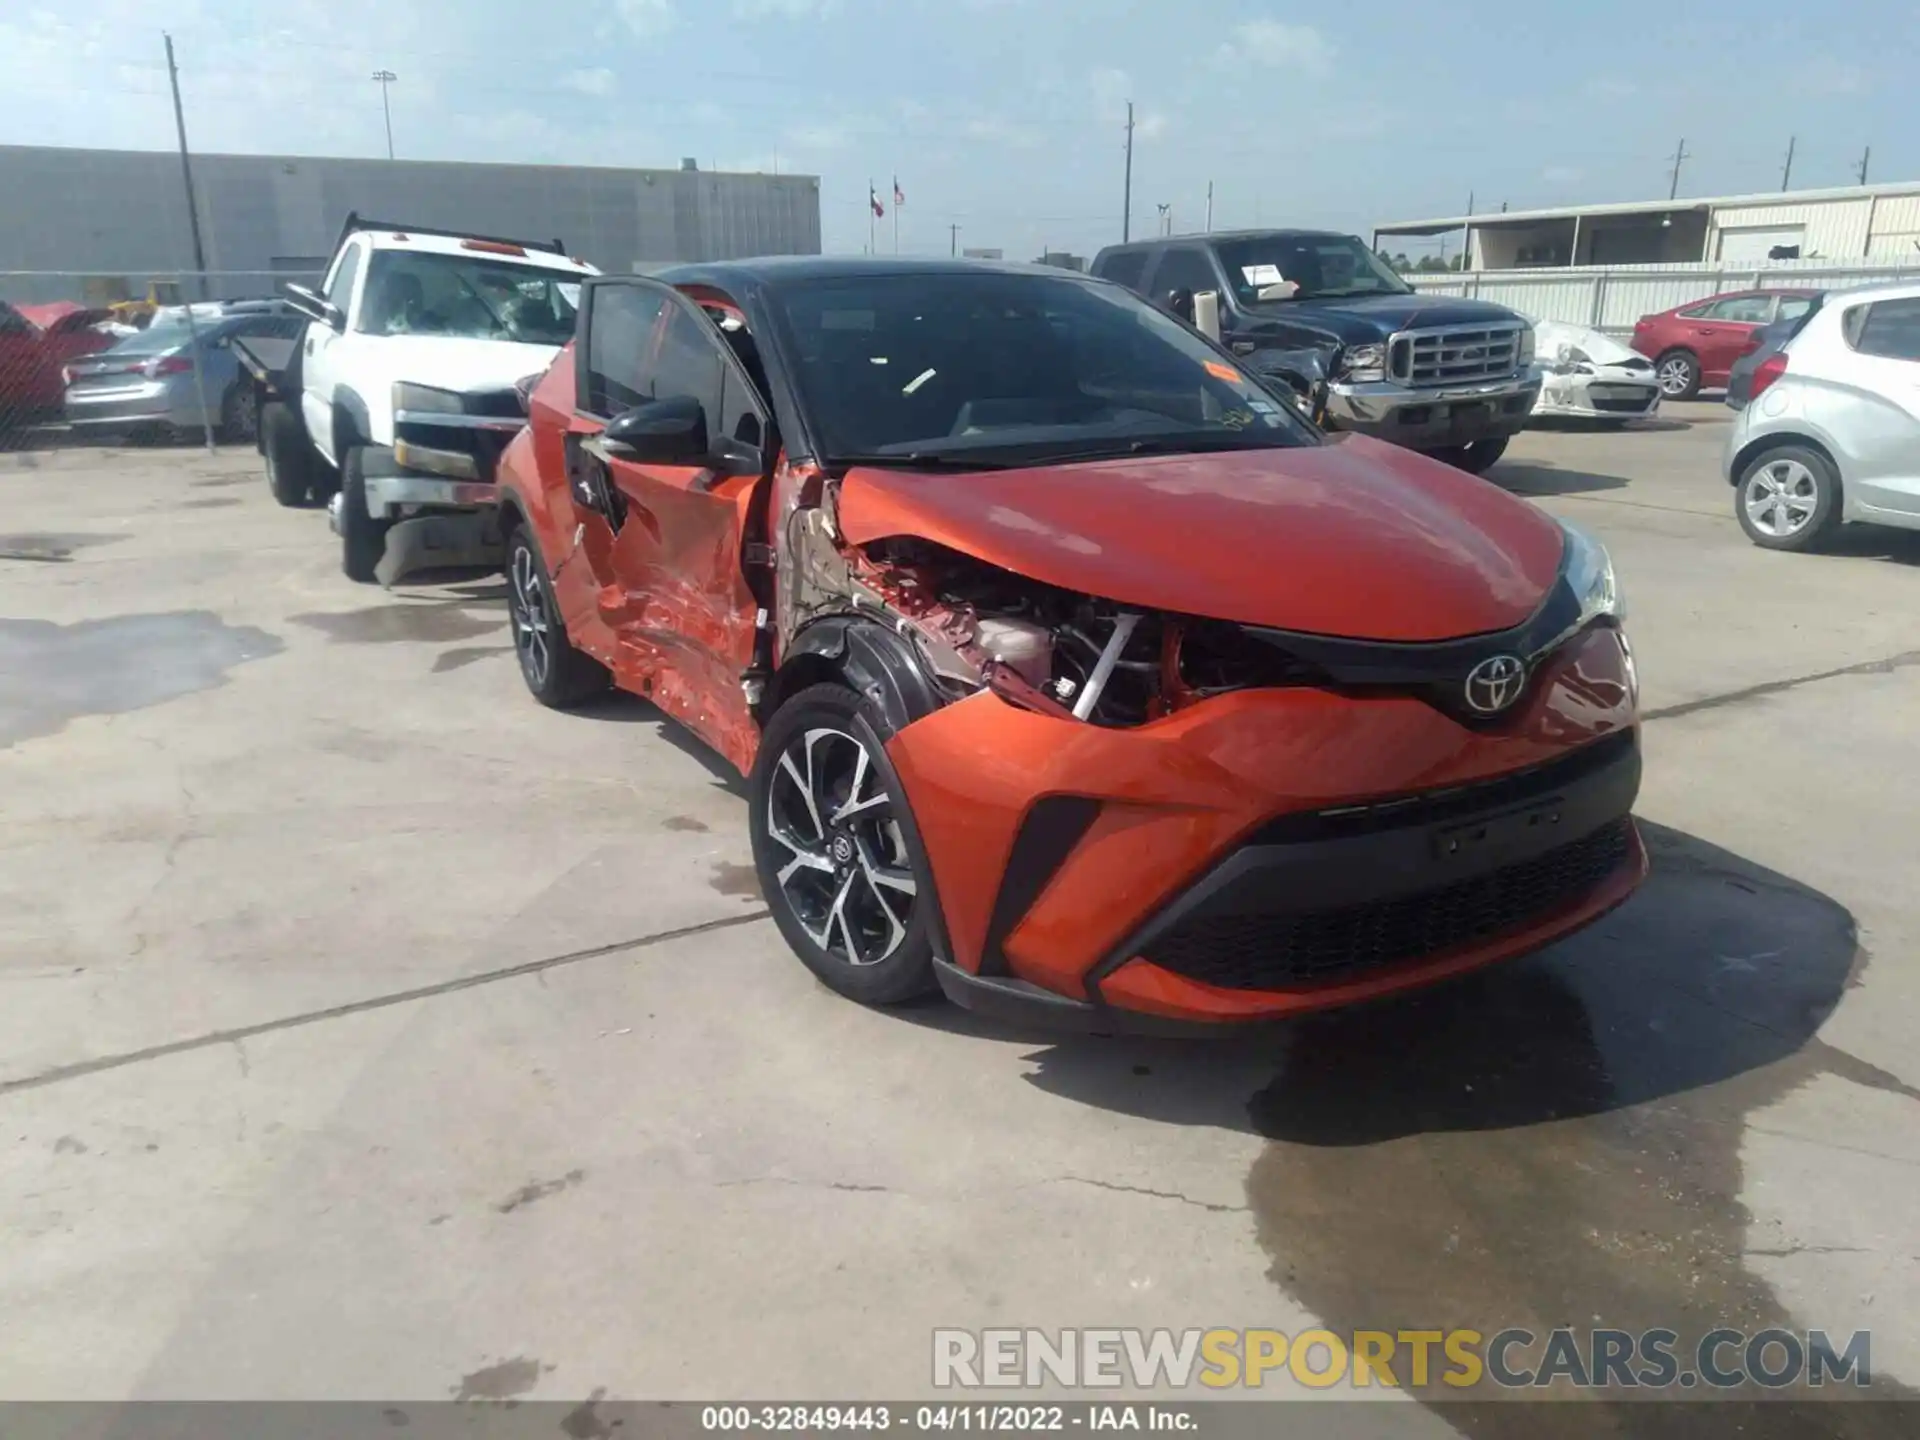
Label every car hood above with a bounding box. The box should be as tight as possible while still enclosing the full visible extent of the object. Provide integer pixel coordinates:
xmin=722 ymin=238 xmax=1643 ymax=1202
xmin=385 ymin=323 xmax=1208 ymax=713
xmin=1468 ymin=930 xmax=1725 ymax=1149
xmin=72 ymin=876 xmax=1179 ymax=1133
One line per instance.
xmin=350 ymin=335 xmax=560 ymax=441
xmin=1533 ymin=318 xmax=1644 ymax=369
xmin=1250 ymin=293 xmax=1525 ymax=346
xmin=836 ymin=434 xmax=1567 ymax=642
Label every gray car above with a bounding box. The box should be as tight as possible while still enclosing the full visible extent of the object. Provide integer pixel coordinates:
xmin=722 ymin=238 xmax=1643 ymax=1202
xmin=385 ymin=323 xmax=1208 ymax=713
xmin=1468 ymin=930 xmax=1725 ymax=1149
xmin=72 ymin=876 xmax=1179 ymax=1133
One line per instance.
xmin=63 ymin=306 xmax=303 ymax=441
xmin=1723 ymin=279 xmax=1920 ymax=549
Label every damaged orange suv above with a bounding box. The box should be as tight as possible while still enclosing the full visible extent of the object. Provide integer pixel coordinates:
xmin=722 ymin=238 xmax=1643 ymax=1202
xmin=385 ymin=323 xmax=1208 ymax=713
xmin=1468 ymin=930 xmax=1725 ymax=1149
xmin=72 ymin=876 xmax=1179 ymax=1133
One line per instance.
xmin=494 ymin=259 xmax=1644 ymax=1033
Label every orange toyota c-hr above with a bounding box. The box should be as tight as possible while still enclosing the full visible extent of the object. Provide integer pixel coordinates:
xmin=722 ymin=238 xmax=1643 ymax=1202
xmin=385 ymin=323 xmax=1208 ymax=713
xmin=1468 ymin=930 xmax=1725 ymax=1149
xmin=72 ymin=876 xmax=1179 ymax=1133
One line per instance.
xmin=493 ymin=259 xmax=1644 ymax=1033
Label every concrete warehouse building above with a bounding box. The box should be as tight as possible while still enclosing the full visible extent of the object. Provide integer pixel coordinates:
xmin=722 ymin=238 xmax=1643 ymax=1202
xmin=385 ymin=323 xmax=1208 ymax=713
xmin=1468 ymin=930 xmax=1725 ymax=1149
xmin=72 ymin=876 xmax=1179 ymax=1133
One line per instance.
xmin=1375 ymin=180 xmax=1920 ymax=272
xmin=0 ymin=145 xmax=821 ymax=304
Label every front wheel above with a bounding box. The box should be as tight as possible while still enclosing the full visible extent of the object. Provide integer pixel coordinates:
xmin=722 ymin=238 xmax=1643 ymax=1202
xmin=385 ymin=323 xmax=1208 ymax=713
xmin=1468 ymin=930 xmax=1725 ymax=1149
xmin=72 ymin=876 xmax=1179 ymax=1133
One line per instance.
xmin=749 ymin=684 xmax=937 ymax=1006
xmin=1736 ymin=444 xmax=1842 ymax=551
xmin=339 ymin=445 xmax=393 ymax=583
xmin=505 ymin=526 xmax=608 ymax=707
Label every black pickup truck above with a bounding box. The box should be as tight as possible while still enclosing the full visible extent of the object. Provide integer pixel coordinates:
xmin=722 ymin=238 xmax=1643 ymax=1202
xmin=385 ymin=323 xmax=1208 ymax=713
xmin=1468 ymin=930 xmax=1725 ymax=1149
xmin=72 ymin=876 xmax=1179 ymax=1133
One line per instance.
xmin=1090 ymin=230 xmax=1539 ymax=474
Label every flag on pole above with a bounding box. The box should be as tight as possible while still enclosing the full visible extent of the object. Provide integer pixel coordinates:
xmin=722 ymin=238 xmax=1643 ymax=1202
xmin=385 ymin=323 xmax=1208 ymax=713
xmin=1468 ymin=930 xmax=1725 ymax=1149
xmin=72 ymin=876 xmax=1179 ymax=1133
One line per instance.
xmin=870 ymin=184 xmax=885 ymax=218
xmin=893 ymin=177 xmax=905 ymax=207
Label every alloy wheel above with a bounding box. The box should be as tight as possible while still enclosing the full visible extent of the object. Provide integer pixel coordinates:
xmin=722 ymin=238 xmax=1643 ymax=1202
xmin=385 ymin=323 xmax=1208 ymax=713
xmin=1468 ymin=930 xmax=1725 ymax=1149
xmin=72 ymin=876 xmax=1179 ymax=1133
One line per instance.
xmin=1657 ymin=357 xmax=1694 ymax=396
xmin=764 ymin=727 xmax=918 ymax=966
xmin=1744 ymin=458 xmax=1819 ymax=537
xmin=508 ymin=542 xmax=552 ymax=689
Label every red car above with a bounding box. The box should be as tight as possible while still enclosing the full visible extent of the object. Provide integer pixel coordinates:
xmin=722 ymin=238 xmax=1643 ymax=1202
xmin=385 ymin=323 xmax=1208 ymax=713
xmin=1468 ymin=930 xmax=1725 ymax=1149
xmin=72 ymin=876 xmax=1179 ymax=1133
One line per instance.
xmin=1631 ymin=289 xmax=1822 ymax=400
xmin=0 ymin=300 xmax=115 ymax=428
xmin=492 ymin=259 xmax=1645 ymax=1032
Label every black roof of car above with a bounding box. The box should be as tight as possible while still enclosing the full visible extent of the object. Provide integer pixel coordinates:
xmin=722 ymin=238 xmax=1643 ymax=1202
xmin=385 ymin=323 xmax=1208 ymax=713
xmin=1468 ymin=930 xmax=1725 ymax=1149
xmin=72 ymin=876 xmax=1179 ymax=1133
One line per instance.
xmin=651 ymin=255 xmax=1097 ymax=287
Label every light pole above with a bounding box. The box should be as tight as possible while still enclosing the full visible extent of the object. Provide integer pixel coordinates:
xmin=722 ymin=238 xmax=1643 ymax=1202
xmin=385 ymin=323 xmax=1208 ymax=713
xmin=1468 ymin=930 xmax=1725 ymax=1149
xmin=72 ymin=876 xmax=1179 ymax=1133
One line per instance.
xmin=371 ymin=70 xmax=397 ymax=159
xmin=1156 ymin=203 xmax=1171 ymax=237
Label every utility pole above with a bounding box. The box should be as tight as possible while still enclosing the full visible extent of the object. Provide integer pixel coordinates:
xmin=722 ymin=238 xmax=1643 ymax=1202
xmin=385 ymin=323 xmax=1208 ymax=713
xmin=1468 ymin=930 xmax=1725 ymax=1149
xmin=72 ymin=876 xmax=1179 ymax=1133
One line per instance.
xmin=1667 ymin=137 xmax=1690 ymax=200
xmin=1156 ymin=203 xmax=1171 ymax=237
xmin=949 ymin=224 xmax=959 ymax=257
xmin=1121 ymin=101 xmax=1135 ymax=243
xmin=1855 ymin=145 xmax=1872 ymax=184
xmin=1205 ymin=180 xmax=1214 ymax=233
xmin=163 ymin=33 xmax=209 ymax=299
xmin=1781 ymin=135 xmax=1796 ymax=191
xmin=371 ymin=70 xmax=397 ymax=159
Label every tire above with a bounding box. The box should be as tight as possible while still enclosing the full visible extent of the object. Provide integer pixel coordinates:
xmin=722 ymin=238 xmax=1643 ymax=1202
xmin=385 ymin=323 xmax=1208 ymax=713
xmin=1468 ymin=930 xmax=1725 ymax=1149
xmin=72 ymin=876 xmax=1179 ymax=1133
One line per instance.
xmin=220 ymin=382 xmax=260 ymax=445
xmin=749 ymin=683 xmax=938 ymax=1006
xmin=1655 ymin=349 xmax=1701 ymax=400
xmin=339 ymin=445 xmax=394 ymax=583
xmin=505 ymin=525 xmax=609 ymax=708
xmin=261 ymin=402 xmax=314 ymax=507
xmin=1427 ymin=437 xmax=1509 ymax=475
xmin=1735 ymin=443 xmax=1843 ymax=552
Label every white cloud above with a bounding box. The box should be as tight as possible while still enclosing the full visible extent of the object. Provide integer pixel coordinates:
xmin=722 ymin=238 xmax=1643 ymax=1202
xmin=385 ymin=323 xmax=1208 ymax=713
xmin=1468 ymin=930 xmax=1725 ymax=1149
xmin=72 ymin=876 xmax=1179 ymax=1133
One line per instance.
xmin=963 ymin=115 xmax=1040 ymax=148
xmin=1583 ymin=76 xmax=1637 ymax=99
xmin=563 ymin=67 xmax=616 ymax=97
xmin=616 ymin=0 xmax=676 ymax=37
xmin=1136 ymin=111 xmax=1168 ymax=139
xmin=787 ymin=120 xmax=856 ymax=151
xmin=1543 ymin=165 xmax=1583 ymax=184
xmin=1223 ymin=19 xmax=1332 ymax=73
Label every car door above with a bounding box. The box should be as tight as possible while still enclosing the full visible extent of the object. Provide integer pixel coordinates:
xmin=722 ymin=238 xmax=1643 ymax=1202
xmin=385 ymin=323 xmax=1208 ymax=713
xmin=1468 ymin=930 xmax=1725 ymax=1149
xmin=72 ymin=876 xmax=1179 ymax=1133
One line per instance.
xmin=1833 ymin=296 xmax=1920 ymax=518
xmin=1693 ymin=294 xmax=1774 ymax=384
xmin=300 ymin=240 xmax=365 ymax=461
xmin=566 ymin=278 xmax=770 ymax=757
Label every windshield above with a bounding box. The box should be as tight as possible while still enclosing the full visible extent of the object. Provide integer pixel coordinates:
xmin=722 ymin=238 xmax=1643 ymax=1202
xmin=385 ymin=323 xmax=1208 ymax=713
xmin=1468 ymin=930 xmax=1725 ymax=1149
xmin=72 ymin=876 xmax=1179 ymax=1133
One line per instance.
xmin=359 ymin=250 xmax=581 ymax=344
xmin=1213 ymin=234 xmax=1411 ymax=304
xmin=770 ymin=271 xmax=1317 ymax=468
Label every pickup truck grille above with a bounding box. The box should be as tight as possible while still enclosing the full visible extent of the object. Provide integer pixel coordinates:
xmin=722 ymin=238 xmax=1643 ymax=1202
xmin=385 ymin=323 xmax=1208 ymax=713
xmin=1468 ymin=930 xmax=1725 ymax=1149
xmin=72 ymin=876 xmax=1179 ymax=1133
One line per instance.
xmin=1389 ymin=324 xmax=1524 ymax=387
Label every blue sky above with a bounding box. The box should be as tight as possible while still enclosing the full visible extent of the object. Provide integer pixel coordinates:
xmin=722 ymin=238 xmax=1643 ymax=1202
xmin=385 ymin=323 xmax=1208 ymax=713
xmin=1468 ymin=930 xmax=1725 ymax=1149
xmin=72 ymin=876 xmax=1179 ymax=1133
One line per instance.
xmin=2 ymin=0 xmax=1911 ymax=262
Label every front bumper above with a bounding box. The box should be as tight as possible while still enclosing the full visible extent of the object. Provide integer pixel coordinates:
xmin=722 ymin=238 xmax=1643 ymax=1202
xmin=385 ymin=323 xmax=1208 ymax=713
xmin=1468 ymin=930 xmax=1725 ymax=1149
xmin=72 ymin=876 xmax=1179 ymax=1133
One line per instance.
xmin=888 ymin=624 xmax=1643 ymax=1032
xmin=1533 ymin=369 xmax=1661 ymax=420
xmin=1327 ymin=375 xmax=1540 ymax=449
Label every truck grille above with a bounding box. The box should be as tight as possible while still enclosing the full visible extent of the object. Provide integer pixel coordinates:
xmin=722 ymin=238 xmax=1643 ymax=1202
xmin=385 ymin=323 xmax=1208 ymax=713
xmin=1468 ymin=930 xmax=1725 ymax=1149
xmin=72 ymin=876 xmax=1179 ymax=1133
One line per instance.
xmin=1389 ymin=324 xmax=1524 ymax=387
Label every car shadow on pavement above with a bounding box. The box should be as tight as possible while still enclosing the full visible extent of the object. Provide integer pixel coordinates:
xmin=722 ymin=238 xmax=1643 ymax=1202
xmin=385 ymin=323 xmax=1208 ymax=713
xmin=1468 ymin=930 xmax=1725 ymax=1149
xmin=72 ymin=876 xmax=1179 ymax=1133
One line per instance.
xmin=1819 ymin=525 xmax=1920 ymax=568
xmin=1487 ymin=459 xmax=1631 ymax=498
xmin=573 ymin=690 xmax=749 ymax=797
xmin=966 ymin=821 xmax=1919 ymax=1430
xmin=1528 ymin=416 xmax=1695 ymax=435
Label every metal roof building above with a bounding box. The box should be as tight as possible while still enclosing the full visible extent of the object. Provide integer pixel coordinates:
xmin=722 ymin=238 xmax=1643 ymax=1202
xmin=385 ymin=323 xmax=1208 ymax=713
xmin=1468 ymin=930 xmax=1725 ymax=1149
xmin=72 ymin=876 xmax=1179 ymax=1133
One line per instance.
xmin=0 ymin=145 xmax=822 ymax=305
xmin=1375 ymin=181 xmax=1920 ymax=272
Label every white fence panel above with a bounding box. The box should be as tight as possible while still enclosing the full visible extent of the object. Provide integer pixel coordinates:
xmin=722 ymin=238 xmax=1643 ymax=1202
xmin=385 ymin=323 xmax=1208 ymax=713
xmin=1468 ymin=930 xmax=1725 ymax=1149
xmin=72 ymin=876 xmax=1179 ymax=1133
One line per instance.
xmin=1407 ymin=260 xmax=1920 ymax=334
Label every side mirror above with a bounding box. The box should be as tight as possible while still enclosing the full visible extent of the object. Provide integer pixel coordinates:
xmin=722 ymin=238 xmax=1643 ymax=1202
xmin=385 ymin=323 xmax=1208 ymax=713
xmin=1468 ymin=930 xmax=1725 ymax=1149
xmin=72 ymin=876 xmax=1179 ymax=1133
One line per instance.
xmin=283 ymin=282 xmax=345 ymax=333
xmin=601 ymin=396 xmax=764 ymax=481
xmin=1164 ymin=288 xmax=1196 ymax=323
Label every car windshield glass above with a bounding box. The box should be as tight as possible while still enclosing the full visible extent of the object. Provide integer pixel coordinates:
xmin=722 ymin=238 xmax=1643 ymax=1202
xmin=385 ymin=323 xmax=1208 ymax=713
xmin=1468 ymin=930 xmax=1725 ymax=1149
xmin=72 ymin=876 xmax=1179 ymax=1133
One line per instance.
xmin=359 ymin=250 xmax=580 ymax=343
xmin=1213 ymin=235 xmax=1412 ymax=303
xmin=770 ymin=271 xmax=1317 ymax=467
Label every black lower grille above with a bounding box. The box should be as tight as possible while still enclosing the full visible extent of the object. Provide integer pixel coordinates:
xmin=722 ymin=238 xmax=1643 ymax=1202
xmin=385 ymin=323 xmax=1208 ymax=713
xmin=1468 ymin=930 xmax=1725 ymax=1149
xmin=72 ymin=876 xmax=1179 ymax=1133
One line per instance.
xmin=1144 ymin=818 xmax=1634 ymax=990
xmin=1590 ymin=394 xmax=1657 ymax=413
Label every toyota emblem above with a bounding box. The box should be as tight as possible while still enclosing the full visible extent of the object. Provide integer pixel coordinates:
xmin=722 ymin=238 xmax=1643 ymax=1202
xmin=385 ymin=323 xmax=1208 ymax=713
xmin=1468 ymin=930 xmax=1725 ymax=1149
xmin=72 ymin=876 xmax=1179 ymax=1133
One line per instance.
xmin=1464 ymin=654 xmax=1526 ymax=714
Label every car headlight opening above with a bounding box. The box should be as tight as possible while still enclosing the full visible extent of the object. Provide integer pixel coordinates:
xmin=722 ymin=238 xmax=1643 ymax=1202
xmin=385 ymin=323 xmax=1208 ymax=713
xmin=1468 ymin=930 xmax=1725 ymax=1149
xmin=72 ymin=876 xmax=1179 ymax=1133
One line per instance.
xmin=1560 ymin=519 xmax=1623 ymax=626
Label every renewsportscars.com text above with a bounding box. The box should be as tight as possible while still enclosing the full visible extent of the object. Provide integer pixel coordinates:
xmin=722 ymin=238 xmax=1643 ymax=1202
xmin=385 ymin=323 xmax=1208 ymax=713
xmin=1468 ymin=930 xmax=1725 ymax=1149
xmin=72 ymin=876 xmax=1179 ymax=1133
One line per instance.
xmin=932 ymin=1327 xmax=1873 ymax=1391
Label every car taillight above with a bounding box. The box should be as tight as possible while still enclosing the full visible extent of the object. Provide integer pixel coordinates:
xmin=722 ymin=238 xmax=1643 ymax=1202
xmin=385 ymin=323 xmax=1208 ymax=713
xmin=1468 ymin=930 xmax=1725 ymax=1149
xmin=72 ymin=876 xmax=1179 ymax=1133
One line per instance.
xmin=1739 ymin=333 xmax=1765 ymax=356
xmin=143 ymin=355 xmax=193 ymax=377
xmin=1750 ymin=353 xmax=1788 ymax=400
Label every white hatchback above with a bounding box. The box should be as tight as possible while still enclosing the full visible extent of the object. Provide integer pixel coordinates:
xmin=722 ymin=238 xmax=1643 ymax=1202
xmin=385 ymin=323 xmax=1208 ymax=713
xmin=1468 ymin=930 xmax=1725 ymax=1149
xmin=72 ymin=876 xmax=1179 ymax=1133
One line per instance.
xmin=1723 ymin=279 xmax=1920 ymax=550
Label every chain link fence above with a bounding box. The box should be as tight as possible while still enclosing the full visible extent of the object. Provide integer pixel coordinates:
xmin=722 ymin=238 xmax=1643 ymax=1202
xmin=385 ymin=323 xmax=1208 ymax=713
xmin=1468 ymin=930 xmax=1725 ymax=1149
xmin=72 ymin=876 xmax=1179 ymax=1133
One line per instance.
xmin=1 ymin=268 xmax=319 ymax=450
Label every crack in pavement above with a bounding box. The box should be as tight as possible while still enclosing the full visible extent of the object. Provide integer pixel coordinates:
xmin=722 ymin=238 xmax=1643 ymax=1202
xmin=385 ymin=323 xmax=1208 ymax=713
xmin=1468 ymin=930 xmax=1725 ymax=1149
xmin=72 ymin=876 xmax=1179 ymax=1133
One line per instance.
xmin=0 ymin=909 xmax=772 ymax=1099
xmin=1047 ymin=1175 xmax=1248 ymax=1215
xmin=1643 ymin=649 xmax=1920 ymax=722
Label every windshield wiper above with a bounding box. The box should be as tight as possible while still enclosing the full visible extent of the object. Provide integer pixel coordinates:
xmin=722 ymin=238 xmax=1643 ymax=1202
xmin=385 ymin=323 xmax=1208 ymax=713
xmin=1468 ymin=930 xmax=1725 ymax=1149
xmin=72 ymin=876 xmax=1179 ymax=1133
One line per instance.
xmin=828 ymin=451 xmax=1011 ymax=472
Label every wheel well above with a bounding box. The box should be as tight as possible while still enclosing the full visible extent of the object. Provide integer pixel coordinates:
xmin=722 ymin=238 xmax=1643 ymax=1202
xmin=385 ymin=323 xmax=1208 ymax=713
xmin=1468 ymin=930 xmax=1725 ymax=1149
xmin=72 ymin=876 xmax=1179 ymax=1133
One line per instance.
xmin=331 ymin=391 xmax=370 ymax=462
xmin=766 ymin=651 xmax=842 ymax=716
xmin=496 ymin=490 xmax=529 ymax=539
xmin=1655 ymin=347 xmax=1698 ymax=366
xmin=1729 ymin=432 xmax=1842 ymax=491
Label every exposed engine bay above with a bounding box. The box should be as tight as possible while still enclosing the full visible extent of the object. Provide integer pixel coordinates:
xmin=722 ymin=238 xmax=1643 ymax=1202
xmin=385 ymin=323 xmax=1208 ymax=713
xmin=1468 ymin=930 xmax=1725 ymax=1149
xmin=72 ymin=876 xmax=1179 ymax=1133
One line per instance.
xmin=782 ymin=480 xmax=1321 ymax=728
